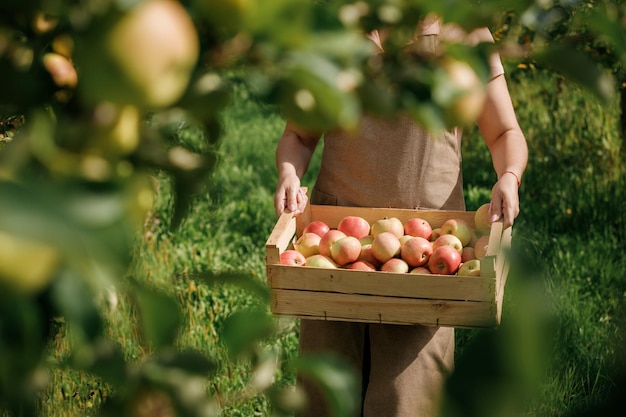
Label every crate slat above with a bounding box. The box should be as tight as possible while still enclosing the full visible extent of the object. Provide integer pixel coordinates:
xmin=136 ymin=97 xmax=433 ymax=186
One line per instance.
xmin=271 ymin=289 xmax=497 ymax=328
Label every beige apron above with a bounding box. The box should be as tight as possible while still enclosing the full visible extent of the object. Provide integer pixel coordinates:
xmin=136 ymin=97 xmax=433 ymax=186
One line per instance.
xmin=297 ymin=33 xmax=461 ymax=417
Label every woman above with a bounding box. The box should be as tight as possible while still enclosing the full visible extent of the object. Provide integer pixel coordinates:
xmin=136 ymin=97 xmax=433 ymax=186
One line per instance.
xmin=274 ymin=17 xmax=527 ymax=417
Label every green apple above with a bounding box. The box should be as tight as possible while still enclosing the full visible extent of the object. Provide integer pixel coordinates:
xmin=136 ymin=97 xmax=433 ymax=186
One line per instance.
xmin=440 ymin=218 xmax=473 ymax=247
xmin=457 ymin=259 xmax=481 ymax=277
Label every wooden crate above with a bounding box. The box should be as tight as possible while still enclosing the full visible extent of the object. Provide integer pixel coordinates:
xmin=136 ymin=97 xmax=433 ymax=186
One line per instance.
xmin=265 ymin=200 xmax=512 ymax=329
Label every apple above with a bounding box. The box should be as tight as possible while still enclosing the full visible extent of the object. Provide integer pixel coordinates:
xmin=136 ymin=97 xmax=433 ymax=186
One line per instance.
xmin=330 ymin=236 xmax=362 ymax=266
xmin=349 ymin=260 xmax=377 ymax=271
xmin=474 ymin=235 xmax=490 ymax=260
xmin=400 ymin=236 xmax=433 ymax=267
xmin=359 ymin=235 xmax=374 ymax=246
xmin=461 ymin=246 xmax=476 ymax=263
xmin=294 ymin=232 xmax=321 ymax=258
xmin=318 ymin=229 xmax=347 ymax=258
xmin=399 ymin=235 xmax=414 ymax=245
xmin=430 ymin=227 xmax=441 ymax=241
xmin=440 ymin=218 xmax=473 ymax=247
xmin=305 ymin=254 xmax=338 ymax=269
xmin=410 ymin=267 xmax=432 ymax=274
xmin=457 ymin=259 xmax=481 ymax=277
xmin=358 ymin=244 xmax=382 ymax=269
xmin=404 ymin=217 xmax=432 ymax=240
xmin=432 ymin=234 xmax=463 ymax=254
xmin=303 ymin=220 xmax=331 ymax=238
xmin=337 ymin=215 xmax=371 ymax=239
xmin=77 ymin=0 xmax=200 ymax=108
xmin=474 ymin=203 xmax=492 ymax=235
xmin=370 ymin=217 xmax=404 ymax=238
xmin=428 ymin=245 xmax=462 ymax=275
xmin=280 ymin=249 xmax=306 ymax=266
xmin=371 ymin=231 xmax=401 ymax=263
xmin=381 ymin=258 xmax=409 ymax=273
xmin=439 ymin=58 xmax=487 ymax=127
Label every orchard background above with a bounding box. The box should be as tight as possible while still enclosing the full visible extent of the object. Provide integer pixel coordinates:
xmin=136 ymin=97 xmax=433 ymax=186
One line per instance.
xmin=1 ymin=1 xmax=625 ymax=417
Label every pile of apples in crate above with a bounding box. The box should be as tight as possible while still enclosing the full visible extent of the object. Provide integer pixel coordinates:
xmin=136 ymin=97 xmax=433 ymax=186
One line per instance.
xmin=280 ymin=203 xmax=493 ymax=276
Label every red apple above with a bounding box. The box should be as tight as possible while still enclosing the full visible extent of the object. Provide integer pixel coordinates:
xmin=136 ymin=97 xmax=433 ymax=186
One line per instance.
xmin=371 ymin=231 xmax=401 ymax=263
xmin=337 ymin=215 xmax=371 ymax=239
xmin=474 ymin=235 xmax=490 ymax=260
xmin=461 ymin=246 xmax=476 ymax=263
xmin=318 ymin=229 xmax=347 ymax=258
xmin=303 ymin=220 xmax=331 ymax=238
xmin=410 ymin=266 xmax=432 ymax=275
xmin=404 ymin=217 xmax=433 ymax=240
xmin=474 ymin=203 xmax=492 ymax=235
xmin=358 ymin=244 xmax=382 ymax=269
xmin=428 ymin=245 xmax=462 ymax=275
xmin=457 ymin=259 xmax=481 ymax=277
xmin=440 ymin=218 xmax=473 ymax=247
xmin=294 ymin=232 xmax=321 ymax=258
xmin=349 ymin=260 xmax=377 ymax=271
xmin=381 ymin=258 xmax=410 ymax=273
xmin=432 ymin=234 xmax=463 ymax=254
xmin=330 ymin=236 xmax=362 ymax=266
xmin=305 ymin=254 xmax=338 ymax=269
xmin=371 ymin=217 xmax=404 ymax=238
xmin=400 ymin=236 xmax=433 ymax=267
xmin=280 ymin=249 xmax=306 ymax=266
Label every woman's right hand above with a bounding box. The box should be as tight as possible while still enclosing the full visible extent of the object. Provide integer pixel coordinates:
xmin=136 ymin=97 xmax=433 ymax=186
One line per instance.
xmin=274 ymin=177 xmax=308 ymax=217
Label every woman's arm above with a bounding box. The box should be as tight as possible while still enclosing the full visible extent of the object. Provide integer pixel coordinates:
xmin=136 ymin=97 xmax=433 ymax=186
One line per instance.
xmin=274 ymin=121 xmax=322 ymax=216
xmin=477 ymin=73 xmax=528 ymax=229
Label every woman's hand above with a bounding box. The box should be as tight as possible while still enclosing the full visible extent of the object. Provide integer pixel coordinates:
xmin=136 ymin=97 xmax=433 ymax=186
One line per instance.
xmin=274 ymin=178 xmax=308 ymax=217
xmin=489 ymin=171 xmax=520 ymax=229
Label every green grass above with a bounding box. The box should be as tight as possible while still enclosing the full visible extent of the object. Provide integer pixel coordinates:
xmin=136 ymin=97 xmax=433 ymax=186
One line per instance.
xmin=39 ymin=68 xmax=626 ymax=417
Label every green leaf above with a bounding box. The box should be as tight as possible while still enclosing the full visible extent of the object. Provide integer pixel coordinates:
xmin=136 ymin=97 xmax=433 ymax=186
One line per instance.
xmin=220 ymin=310 xmax=276 ymax=358
xmin=534 ymin=44 xmax=615 ymax=103
xmin=134 ymin=285 xmax=182 ymax=351
xmin=291 ymin=353 xmax=360 ymax=417
xmin=193 ymin=270 xmax=270 ymax=302
xmin=153 ymin=349 xmax=217 ymax=377
xmin=69 ymin=339 xmax=127 ymax=386
xmin=50 ymin=269 xmax=103 ymax=342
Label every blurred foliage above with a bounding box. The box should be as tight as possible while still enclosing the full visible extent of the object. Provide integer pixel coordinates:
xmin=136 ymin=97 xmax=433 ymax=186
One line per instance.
xmin=2 ymin=1 xmax=626 ymax=417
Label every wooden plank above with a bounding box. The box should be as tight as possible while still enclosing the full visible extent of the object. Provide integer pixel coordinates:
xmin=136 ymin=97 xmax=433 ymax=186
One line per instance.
xmin=266 ymin=264 xmax=496 ymax=302
xmin=265 ymin=211 xmax=297 ymax=265
xmin=307 ymin=205 xmax=476 ymax=229
xmin=271 ymin=289 xmax=497 ymax=328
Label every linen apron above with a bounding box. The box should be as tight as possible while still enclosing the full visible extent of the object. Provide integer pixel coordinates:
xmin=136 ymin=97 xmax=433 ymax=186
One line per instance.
xmin=296 ymin=29 xmax=465 ymax=417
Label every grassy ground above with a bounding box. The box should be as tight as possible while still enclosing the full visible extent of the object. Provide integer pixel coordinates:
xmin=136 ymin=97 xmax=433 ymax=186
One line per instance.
xmin=39 ymin=67 xmax=626 ymax=417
